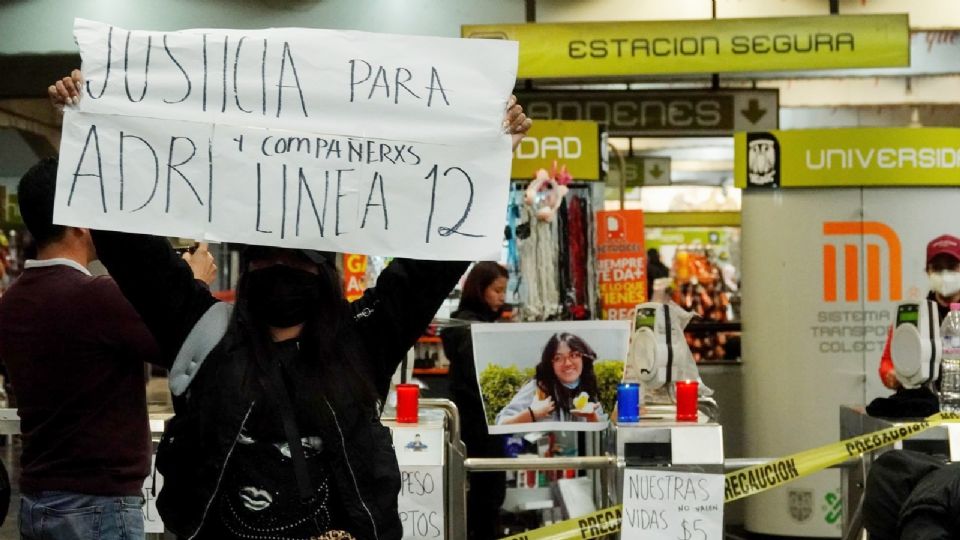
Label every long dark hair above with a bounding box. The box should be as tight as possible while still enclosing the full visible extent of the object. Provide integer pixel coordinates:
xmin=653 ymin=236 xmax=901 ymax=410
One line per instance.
xmin=228 ymin=251 xmax=376 ymax=410
xmin=535 ymin=333 xmax=599 ymax=413
xmin=458 ymin=261 xmax=508 ymax=314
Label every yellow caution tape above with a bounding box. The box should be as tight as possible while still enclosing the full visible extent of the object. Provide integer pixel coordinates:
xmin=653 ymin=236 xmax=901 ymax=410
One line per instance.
xmin=501 ymin=411 xmax=960 ymax=540
xmin=501 ymin=505 xmax=623 ymax=540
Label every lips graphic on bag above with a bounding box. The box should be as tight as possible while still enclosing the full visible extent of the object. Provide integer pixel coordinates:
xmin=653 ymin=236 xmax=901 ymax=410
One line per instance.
xmin=239 ymin=486 xmax=274 ymax=512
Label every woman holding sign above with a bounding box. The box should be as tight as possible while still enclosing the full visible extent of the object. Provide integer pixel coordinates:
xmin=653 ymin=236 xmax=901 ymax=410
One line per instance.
xmin=441 ymin=261 xmax=510 ymax=540
xmin=50 ymin=73 xmax=531 ymax=540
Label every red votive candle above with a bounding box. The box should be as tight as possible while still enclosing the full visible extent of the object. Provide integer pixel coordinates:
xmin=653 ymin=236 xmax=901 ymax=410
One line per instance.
xmin=396 ymin=384 xmax=420 ymax=423
xmin=675 ymin=380 xmax=699 ymax=422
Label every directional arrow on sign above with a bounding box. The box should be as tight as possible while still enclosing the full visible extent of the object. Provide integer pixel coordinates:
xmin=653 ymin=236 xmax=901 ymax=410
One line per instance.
xmin=642 ymin=157 xmax=671 ymax=186
xmin=741 ymin=99 xmax=768 ymax=124
xmin=649 ymin=163 xmax=664 ymax=179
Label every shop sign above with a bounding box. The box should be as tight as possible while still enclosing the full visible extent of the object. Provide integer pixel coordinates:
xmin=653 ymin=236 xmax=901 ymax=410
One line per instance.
xmin=518 ymin=90 xmax=778 ymax=136
xmin=56 ymin=19 xmax=519 ymax=261
xmin=343 ymin=253 xmax=368 ymax=301
xmin=736 ymin=128 xmax=960 ymax=189
xmin=463 ymin=15 xmax=908 ymax=79
xmin=622 ymin=469 xmax=724 ymax=539
xmin=596 ymin=209 xmax=646 ymax=320
xmin=608 ymin=156 xmax=671 ymax=187
xmin=646 ymin=227 xmax=734 ymax=251
xmin=511 ymin=119 xmax=601 ymax=181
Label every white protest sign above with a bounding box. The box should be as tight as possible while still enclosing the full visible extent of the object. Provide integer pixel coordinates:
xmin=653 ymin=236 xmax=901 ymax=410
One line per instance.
xmin=622 ymin=469 xmax=724 ymax=540
xmin=72 ymin=19 xmax=516 ymax=144
xmin=398 ymin=466 xmax=444 ymax=540
xmin=55 ymin=19 xmax=518 ymax=260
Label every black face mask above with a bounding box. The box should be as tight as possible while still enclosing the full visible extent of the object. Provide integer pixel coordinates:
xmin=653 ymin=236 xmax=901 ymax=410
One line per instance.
xmin=245 ymin=265 xmax=323 ymax=328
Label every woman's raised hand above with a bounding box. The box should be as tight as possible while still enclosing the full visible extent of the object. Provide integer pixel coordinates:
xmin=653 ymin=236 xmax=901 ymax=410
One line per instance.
xmin=49 ymin=69 xmax=83 ymax=111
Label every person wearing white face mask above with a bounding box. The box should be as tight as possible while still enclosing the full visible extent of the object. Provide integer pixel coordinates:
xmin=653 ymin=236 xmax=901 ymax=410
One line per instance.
xmin=925 ymin=235 xmax=960 ymax=314
xmin=878 ymin=234 xmax=960 ymax=391
xmin=864 ymin=235 xmax=960 ymax=540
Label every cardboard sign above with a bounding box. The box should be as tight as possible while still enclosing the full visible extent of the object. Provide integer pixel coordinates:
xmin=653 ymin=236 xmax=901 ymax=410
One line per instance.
xmin=735 ymin=128 xmax=960 ymax=189
xmin=622 ymin=469 xmax=724 ymax=539
xmin=596 ymin=210 xmax=646 ymax=320
xmin=463 ymin=14 xmax=908 ymax=79
xmin=398 ymin=465 xmax=444 ymax=540
xmin=55 ymin=19 xmax=518 ymax=260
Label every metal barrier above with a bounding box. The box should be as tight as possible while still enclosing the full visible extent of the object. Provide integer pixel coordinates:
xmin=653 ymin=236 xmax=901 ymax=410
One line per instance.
xmin=385 ymin=399 xmax=468 ymax=540
xmin=463 ymin=454 xmax=865 ymax=540
xmin=0 ymin=404 xmax=873 ymax=540
xmin=420 ymin=399 xmax=468 ymax=540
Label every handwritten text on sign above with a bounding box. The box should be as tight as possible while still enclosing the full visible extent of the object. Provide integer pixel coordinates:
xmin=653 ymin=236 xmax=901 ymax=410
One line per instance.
xmin=55 ymin=19 xmax=518 ymax=260
xmin=622 ymin=469 xmax=724 ymax=540
xmin=399 ymin=466 xmax=444 ymax=540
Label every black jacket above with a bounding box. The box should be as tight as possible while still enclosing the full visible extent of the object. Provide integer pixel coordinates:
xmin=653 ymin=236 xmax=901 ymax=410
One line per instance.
xmin=92 ymin=231 xmax=467 ymax=540
xmin=864 ymin=449 xmax=960 ymax=539
xmin=441 ymin=304 xmax=498 ymax=452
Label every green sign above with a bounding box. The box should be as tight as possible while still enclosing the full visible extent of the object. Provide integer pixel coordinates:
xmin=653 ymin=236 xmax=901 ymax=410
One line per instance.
xmin=608 ymin=157 xmax=671 ymax=187
xmin=735 ymin=128 xmax=960 ymax=188
xmin=464 ymin=14 xmax=909 ymax=79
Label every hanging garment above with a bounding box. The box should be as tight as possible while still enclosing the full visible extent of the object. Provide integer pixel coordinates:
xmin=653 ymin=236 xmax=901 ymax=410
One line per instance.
xmin=519 ymin=205 xmax=560 ymax=320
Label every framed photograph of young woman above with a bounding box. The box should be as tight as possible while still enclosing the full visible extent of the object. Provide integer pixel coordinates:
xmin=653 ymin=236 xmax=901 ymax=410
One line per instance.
xmin=471 ymin=320 xmax=630 ymax=434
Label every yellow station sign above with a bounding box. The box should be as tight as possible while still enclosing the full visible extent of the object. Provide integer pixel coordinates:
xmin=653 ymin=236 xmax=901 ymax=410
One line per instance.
xmin=464 ymin=14 xmax=908 ymax=79
xmin=735 ymin=128 xmax=960 ymax=188
xmin=511 ymin=120 xmax=601 ymax=181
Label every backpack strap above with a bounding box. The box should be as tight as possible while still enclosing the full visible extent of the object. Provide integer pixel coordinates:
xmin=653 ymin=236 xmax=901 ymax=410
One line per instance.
xmin=169 ymin=302 xmax=233 ymax=397
xmin=663 ymin=304 xmax=674 ymax=384
xmin=249 ymin=339 xmax=317 ymax=507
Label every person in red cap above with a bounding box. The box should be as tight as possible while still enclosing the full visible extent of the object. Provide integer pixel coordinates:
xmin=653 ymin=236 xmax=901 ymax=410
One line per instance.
xmin=878 ymin=234 xmax=960 ymax=390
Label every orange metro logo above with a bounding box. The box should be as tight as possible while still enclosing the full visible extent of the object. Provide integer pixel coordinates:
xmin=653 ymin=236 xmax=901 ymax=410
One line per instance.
xmin=822 ymin=221 xmax=902 ymax=303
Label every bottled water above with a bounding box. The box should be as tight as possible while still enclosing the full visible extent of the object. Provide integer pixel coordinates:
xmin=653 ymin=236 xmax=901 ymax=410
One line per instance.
xmin=939 ymin=303 xmax=960 ymax=413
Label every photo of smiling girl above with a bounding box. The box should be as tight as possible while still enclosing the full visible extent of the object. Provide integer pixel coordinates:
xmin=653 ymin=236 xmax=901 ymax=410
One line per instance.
xmin=495 ymin=333 xmax=608 ymax=425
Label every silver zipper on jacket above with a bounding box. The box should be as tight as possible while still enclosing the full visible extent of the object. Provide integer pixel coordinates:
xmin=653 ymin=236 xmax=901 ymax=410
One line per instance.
xmin=188 ymin=402 xmax=255 ymax=540
xmin=324 ymin=398 xmax=380 ymax=540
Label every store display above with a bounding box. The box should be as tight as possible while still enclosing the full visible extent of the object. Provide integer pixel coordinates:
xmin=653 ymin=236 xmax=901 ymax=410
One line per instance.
xmin=564 ymin=195 xmax=591 ymax=319
xmin=518 ymin=204 xmax=561 ymax=320
xmin=514 ymin=163 xmax=598 ymax=322
xmin=645 ymin=228 xmax=742 ymax=363
xmin=672 ymin=247 xmax=733 ymax=322
xmin=685 ymin=327 xmax=740 ymax=363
